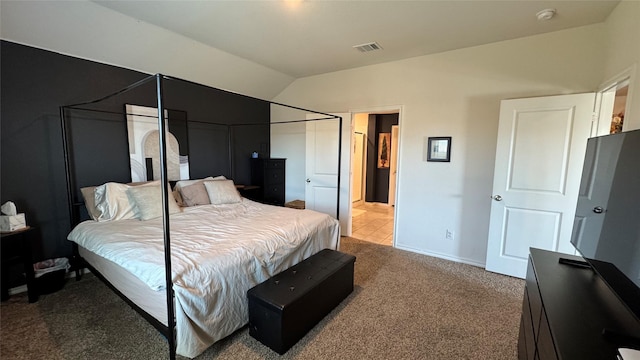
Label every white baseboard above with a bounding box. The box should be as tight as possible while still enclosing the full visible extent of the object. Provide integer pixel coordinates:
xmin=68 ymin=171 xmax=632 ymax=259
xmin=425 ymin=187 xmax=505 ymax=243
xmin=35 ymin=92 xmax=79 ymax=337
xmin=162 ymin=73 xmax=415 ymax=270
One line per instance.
xmin=394 ymin=244 xmax=486 ymax=268
xmin=8 ymin=284 xmax=28 ymax=296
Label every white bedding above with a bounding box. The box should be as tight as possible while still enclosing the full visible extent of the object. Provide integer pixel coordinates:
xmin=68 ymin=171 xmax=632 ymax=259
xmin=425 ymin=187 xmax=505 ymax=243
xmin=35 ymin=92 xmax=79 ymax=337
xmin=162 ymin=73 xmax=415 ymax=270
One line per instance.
xmin=67 ymin=198 xmax=340 ymax=358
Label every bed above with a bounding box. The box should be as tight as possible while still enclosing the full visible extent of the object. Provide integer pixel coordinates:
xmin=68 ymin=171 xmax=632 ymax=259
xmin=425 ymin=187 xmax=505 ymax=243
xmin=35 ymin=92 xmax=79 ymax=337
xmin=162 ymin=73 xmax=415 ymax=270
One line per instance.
xmin=61 ymin=74 xmax=344 ymax=359
xmin=67 ymin=180 xmax=339 ymax=358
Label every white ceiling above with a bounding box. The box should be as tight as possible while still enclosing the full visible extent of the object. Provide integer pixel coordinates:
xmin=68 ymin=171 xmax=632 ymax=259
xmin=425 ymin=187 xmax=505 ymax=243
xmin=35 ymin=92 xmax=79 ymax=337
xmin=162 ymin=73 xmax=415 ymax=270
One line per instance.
xmin=95 ymin=0 xmax=620 ymax=78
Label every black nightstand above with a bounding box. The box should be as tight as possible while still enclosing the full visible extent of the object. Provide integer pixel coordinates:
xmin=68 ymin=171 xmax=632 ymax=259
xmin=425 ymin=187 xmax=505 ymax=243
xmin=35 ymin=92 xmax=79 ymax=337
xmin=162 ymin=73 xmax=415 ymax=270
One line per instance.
xmin=1 ymin=226 xmax=38 ymax=303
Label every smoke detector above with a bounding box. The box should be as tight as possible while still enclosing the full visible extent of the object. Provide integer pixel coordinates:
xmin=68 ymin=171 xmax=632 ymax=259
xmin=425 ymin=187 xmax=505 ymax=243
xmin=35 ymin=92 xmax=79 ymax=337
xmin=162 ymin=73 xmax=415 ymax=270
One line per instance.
xmin=353 ymin=42 xmax=383 ymax=53
xmin=536 ymin=8 xmax=556 ymax=21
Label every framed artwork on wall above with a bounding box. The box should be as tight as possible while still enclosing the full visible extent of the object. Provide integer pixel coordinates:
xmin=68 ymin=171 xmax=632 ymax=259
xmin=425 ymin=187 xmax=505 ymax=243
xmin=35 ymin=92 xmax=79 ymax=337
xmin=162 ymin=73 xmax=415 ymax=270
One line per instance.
xmin=125 ymin=104 xmax=190 ymax=182
xmin=378 ymin=132 xmax=391 ymax=168
xmin=426 ymin=136 xmax=451 ymax=162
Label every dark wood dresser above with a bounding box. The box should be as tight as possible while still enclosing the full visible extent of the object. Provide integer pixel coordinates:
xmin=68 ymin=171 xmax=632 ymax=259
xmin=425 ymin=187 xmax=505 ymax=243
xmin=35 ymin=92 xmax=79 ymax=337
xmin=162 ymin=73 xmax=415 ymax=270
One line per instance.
xmin=519 ymin=248 xmax=640 ymax=359
xmin=250 ymin=158 xmax=286 ymax=206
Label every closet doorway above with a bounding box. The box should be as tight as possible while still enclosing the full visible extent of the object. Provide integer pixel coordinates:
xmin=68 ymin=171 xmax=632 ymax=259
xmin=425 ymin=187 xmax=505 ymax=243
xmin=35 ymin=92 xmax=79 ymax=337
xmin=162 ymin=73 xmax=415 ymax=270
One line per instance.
xmin=595 ymin=76 xmax=630 ymax=136
xmin=350 ymin=110 xmax=400 ymax=246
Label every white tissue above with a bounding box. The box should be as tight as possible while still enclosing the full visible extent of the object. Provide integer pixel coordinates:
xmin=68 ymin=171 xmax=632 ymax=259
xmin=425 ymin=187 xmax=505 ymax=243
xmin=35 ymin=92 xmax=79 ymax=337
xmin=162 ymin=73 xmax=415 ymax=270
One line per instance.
xmin=1 ymin=201 xmax=17 ymax=216
xmin=0 ymin=201 xmax=25 ymax=231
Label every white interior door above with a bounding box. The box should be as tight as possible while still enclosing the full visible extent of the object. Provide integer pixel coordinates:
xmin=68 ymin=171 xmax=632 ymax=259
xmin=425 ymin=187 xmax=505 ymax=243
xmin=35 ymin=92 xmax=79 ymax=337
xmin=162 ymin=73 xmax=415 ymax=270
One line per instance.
xmin=306 ymin=113 xmax=351 ymax=235
xmin=352 ymin=133 xmax=364 ymax=203
xmin=485 ymin=93 xmax=595 ymax=278
xmin=388 ymin=125 xmax=399 ymax=206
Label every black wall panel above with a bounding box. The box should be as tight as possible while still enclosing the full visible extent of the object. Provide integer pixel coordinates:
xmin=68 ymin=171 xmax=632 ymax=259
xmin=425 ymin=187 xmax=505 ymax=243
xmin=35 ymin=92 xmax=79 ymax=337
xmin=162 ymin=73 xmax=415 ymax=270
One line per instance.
xmin=365 ymin=115 xmax=377 ymax=203
xmin=1 ymin=41 xmax=270 ymax=261
xmin=187 ymin=122 xmax=231 ymax=180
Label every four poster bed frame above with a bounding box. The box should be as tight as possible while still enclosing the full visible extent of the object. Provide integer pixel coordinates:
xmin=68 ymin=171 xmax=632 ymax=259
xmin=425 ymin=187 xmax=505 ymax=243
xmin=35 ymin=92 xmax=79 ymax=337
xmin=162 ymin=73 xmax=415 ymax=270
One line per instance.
xmin=60 ymin=74 xmax=343 ymax=359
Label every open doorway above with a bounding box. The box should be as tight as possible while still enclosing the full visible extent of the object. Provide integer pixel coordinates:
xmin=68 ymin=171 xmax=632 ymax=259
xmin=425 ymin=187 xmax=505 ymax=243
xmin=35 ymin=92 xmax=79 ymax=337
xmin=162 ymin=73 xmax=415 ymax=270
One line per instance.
xmin=610 ymin=83 xmax=628 ymax=133
xmin=350 ymin=111 xmax=399 ymax=246
xmin=595 ymin=71 xmax=632 ymax=137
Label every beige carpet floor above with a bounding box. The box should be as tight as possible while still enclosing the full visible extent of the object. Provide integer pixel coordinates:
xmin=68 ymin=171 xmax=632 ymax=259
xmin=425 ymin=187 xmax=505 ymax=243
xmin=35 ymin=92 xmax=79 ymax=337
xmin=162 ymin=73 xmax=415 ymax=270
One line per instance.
xmin=1 ymin=237 xmax=524 ymax=359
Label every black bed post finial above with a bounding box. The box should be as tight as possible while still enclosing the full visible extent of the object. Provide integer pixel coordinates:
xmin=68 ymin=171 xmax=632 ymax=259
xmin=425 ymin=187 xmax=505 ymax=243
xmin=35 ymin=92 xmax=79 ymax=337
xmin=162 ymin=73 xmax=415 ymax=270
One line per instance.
xmin=156 ymin=73 xmax=177 ymax=360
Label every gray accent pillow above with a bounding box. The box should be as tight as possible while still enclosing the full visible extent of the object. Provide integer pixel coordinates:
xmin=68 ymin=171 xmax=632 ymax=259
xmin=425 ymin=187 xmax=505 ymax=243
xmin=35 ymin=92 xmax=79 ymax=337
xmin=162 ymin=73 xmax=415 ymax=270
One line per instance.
xmin=179 ymin=182 xmax=211 ymax=207
xmin=174 ymin=176 xmax=225 ymax=206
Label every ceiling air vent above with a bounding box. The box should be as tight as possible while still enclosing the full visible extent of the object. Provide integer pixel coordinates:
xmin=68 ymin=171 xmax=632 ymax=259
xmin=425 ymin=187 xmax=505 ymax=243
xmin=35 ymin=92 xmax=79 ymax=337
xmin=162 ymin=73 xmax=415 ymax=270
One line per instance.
xmin=353 ymin=42 xmax=383 ymax=53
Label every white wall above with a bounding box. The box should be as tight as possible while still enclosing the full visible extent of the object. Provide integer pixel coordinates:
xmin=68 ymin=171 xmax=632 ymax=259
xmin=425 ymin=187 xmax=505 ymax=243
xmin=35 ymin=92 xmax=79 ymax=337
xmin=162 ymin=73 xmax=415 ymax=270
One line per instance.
xmin=0 ymin=0 xmax=293 ymax=100
xmin=601 ymin=0 xmax=640 ymax=131
xmin=273 ymin=25 xmax=607 ymax=266
xmin=270 ymin=114 xmax=307 ymax=202
xmin=352 ymin=113 xmax=369 ymax=203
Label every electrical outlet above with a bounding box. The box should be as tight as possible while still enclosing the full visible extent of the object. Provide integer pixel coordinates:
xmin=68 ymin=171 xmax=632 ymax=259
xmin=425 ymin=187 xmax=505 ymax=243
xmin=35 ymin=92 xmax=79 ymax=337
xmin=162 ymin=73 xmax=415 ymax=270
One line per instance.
xmin=445 ymin=229 xmax=454 ymax=240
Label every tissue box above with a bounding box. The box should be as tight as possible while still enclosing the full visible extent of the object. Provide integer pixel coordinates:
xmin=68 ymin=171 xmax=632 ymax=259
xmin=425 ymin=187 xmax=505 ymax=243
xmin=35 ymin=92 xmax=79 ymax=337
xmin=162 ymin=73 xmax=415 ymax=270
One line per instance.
xmin=0 ymin=213 xmax=26 ymax=232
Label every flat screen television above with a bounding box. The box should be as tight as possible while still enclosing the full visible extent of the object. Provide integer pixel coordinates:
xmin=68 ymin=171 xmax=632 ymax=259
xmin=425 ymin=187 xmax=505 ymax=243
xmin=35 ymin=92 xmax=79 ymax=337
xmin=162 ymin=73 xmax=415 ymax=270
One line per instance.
xmin=571 ymin=128 xmax=640 ymax=324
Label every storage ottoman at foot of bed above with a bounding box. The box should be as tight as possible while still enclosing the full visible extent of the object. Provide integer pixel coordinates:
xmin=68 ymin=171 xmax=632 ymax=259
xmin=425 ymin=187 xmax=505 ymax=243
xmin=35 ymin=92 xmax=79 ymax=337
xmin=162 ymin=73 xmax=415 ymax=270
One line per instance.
xmin=247 ymin=249 xmax=356 ymax=354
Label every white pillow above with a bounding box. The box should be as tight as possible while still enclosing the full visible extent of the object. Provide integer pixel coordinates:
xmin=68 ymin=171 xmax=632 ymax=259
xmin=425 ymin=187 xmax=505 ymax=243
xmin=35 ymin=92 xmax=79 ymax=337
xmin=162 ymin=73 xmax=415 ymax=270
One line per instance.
xmin=94 ymin=181 xmax=159 ymax=222
xmin=174 ymin=175 xmax=226 ymax=206
xmin=203 ymin=179 xmax=242 ymax=205
xmin=126 ymin=185 xmax=181 ymax=221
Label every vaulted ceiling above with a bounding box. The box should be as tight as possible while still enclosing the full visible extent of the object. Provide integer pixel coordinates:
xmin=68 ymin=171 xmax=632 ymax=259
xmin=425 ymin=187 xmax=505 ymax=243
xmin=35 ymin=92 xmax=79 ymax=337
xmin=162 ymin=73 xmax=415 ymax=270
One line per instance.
xmin=95 ymin=0 xmax=620 ymax=78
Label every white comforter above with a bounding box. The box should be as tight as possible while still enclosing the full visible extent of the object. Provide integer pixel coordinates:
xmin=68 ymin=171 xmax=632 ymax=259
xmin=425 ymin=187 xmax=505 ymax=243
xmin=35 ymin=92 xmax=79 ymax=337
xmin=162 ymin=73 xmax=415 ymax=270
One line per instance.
xmin=67 ymin=199 xmax=340 ymax=358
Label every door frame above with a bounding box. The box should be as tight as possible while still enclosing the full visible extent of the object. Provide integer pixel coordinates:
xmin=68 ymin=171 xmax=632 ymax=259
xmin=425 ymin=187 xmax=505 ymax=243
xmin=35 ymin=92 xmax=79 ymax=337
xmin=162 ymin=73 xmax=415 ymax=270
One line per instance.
xmin=352 ymin=132 xmax=365 ymax=204
xmin=349 ymin=105 xmax=404 ymax=246
xmin=389 ymin=125 xmax=399 ymax=206
xmin=594 ymin=65 xmax=636 ymax=135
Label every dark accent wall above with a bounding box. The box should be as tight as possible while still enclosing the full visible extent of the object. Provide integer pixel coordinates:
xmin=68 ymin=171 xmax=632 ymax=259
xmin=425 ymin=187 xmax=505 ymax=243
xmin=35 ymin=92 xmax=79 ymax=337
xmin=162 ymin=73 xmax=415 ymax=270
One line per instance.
xmin=1 ymin=41 xmax=270 ymax=261
xmin=365 ymin=113 xmax=399 ymax=203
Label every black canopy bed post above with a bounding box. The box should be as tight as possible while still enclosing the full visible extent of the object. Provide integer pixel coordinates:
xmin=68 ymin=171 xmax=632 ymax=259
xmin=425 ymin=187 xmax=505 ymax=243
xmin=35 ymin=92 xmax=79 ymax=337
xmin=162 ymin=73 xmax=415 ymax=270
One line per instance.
xmin=228 ymin=124 xmax=235 ymax=181
xmin=60 ymin=73 xmax=178 ymax=359
xmin=155 ymin=74 xmax=177 ymax=360
xmin=60 ymin=106 xmax=76 ymax=227
xmin=336 ymin=115 xmax=342 ymax=222
xmin=60 ymin=105 xmax=83 ymax=278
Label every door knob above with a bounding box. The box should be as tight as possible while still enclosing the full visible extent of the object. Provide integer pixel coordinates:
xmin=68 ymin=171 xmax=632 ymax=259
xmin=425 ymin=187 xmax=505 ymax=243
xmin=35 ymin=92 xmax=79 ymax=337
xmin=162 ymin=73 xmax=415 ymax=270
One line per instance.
xmin=306 ymin=179 xmax=311 ymax=183
xmin=492 ymin=195 xmax=503 ymax=201
xmin=593 ymin=206 xmax=604 ymax=214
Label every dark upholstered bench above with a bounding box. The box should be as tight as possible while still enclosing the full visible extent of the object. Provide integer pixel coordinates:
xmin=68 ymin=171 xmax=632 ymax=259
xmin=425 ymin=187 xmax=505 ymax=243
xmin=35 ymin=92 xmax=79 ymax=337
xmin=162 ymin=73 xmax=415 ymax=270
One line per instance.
xmin=247 ymin=249 xmax=356 ymax=354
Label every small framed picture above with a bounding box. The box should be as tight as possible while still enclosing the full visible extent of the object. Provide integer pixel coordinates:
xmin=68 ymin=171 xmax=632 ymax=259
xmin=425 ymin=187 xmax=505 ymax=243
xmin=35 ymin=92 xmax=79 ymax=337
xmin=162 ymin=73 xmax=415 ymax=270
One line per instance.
xmin=427 ymin=136 xmax=451 ymax=162
xmin=377 ymin=132 xmax=391 ymax=168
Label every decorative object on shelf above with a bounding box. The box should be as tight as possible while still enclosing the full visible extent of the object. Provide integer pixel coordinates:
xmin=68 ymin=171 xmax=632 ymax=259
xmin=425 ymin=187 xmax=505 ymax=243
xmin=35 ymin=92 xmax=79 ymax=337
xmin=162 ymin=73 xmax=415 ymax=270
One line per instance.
xmin=252 ymin=151 xmax=259 ymax=158
xmin=378 ymin=132 xmax=390 ymax=168
xmin=426 ymin=136 xmax=451 ymax=162
xmin=0 ymin=201 xmax=26 ymax=232
xmin=611 ymin=112 xmax=624 ymax=134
